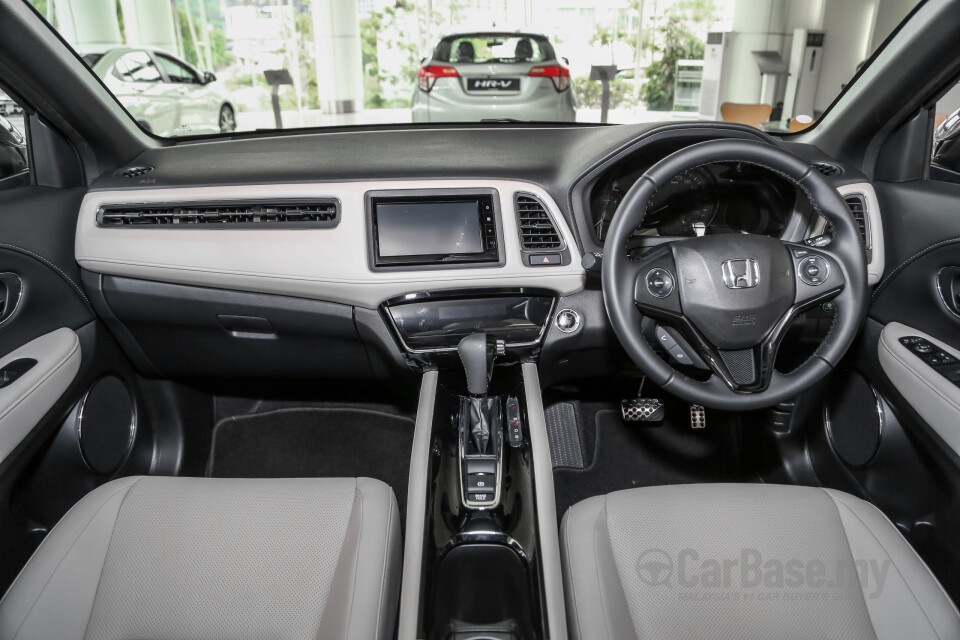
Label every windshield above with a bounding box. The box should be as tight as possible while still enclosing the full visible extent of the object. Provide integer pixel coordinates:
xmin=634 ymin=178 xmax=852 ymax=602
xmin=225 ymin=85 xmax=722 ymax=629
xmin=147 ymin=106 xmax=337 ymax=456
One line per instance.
xmin=23 ymin=0 xmax=920 ymax=137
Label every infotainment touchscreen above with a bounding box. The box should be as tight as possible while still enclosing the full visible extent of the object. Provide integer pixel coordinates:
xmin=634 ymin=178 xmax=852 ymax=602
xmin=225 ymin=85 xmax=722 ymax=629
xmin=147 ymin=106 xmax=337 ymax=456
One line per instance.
xmin=369 ymin=191 xmax=501 ymax=268
xmin=376 ymin=201 xmax=482 ymax=257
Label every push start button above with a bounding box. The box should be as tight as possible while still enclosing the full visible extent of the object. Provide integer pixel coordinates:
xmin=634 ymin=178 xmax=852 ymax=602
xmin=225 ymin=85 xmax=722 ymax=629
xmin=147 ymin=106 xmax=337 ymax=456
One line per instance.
xmin=646 ymin=268 xmax=675 ymax=298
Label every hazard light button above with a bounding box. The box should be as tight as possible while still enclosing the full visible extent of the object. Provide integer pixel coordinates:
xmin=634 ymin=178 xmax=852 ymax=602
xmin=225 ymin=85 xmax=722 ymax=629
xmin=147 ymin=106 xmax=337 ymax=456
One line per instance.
xmin=528 ymin=254 xmax=562 ymax=266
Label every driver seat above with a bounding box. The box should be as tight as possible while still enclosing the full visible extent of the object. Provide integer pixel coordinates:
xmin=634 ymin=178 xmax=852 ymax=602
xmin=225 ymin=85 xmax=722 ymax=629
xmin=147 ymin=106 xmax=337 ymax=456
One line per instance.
xmin=561 ymin=483 xmax=960 ymax=639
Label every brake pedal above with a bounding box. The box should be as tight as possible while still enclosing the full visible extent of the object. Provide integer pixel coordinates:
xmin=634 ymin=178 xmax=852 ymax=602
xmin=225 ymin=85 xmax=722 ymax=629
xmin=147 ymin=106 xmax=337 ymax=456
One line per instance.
xmin=690 ymin=404 xmax=706 ymax=429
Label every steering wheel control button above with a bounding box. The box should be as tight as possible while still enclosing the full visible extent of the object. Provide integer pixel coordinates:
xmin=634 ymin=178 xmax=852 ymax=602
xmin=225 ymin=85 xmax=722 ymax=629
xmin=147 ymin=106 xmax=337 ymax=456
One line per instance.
xmin=555 ymin=308 xmax=581 ymax=333
xmin=529 ymin=253 xmax=561 ymax=266
xmin=798 ymin=255 xmax=829 ymax=286
xmin=791 ymin=247 xmax=810 ymax=259
xmin=655 ymin=326 xmax=677 ymax=349
xmin=646 ymin=268 xmax=675 ymax=298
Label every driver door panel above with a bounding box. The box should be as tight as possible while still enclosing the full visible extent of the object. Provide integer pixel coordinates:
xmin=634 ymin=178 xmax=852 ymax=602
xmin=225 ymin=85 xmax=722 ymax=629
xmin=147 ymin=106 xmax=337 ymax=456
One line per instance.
xmin=867 ymin=178 xmax=960 ymax=458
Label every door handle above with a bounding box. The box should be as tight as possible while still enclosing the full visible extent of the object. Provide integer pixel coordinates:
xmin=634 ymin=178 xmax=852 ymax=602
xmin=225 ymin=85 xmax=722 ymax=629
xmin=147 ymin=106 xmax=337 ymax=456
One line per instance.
xmin=0 ymin=273 xmax=23 ymax=325
xmin=936 ymin=267 xmax=960 ymax=317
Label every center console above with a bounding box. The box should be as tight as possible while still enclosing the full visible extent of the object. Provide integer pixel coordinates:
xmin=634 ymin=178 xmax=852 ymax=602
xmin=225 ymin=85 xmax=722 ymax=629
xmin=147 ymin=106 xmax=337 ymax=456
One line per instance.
xmin=398 ymin=329 xmax=566 ymax=640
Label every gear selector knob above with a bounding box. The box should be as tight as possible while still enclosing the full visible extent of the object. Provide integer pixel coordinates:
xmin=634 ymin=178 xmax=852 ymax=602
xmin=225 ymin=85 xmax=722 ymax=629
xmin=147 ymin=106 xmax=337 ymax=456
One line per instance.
xmin=458 ymin=333 xmax=502 ymax=396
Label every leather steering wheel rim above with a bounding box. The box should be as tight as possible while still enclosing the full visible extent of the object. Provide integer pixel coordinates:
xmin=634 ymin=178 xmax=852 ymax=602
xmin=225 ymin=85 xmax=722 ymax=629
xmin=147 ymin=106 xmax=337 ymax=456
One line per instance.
xmin=602 ymin=139 xmax=869 ymax=410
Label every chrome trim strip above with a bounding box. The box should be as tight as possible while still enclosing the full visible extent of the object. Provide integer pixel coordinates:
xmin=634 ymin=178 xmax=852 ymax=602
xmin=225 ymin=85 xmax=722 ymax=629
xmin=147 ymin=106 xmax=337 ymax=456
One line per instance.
xmin=521 ymin=362 xmax=569 ymax=640
xmin=397 ymin=370 xmax=438 ymax=640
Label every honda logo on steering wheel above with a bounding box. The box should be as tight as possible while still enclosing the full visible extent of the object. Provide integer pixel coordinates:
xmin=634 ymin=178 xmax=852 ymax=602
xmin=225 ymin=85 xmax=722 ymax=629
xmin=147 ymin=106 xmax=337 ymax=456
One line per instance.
xmin=721 ymin=259 xmax=759 ymax=289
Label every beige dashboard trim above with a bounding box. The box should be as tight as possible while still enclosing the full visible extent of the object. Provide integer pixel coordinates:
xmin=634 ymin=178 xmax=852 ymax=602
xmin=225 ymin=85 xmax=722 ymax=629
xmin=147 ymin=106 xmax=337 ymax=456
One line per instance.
xmin=814 ymin=183 xmax=885 ymax=286
xmin=878 ymin=321 xmax=960 ymax=456
xmin=76 ymin=181 xmax=586 ymax=309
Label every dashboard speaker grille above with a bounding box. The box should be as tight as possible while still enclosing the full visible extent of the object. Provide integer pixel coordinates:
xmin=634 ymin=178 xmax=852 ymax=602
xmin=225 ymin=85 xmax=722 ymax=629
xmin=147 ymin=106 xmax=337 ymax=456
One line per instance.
xmin=114 ymin=165 xmax=154 ymax=178
xmin=811 ymin=161 xmax=843 ymax=176
xmin=516 ymin=194 xmax=562 ymax=251
xmin=98 ymin=200 xmax=340 ymax=228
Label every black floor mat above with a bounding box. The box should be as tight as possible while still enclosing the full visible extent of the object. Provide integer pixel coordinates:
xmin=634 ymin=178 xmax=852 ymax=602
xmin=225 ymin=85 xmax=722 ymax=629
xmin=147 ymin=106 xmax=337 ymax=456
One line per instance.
xmin=208 ymin=407 xmax=415 ymax=520
xmin=553 ymin=403 xmax=759 ymax=519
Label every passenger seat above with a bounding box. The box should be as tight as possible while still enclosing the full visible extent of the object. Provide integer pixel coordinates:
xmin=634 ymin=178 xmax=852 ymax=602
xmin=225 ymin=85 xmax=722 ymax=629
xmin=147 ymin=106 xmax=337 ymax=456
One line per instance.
xmin=0 ymin=476 xmax=401 ymax=640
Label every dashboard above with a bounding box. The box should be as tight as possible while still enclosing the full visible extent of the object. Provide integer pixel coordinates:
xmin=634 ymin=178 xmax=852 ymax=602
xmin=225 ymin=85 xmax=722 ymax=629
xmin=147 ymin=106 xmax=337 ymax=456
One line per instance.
xmin=73 ymin=122 xmax=884 ymax=383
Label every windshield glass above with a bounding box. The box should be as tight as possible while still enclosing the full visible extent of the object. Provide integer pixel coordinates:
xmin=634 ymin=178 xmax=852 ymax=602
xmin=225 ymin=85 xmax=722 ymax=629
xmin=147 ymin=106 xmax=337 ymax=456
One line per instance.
xmin=23 ymin=0 xmax=919 ymax=137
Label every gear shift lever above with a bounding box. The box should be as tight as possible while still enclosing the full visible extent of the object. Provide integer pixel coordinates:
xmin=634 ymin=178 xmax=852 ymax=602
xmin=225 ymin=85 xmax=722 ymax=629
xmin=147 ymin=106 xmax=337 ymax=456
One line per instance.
xmin=458 ymin=332 xmax=499 ymax=396
xmin=457 ymin=333 xmax=504 ymax=455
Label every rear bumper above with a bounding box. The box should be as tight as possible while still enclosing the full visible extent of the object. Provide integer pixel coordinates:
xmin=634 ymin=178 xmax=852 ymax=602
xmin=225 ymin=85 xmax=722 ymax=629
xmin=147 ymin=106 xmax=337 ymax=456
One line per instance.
xmin=412 ymin=90 xmax=576 ymax=123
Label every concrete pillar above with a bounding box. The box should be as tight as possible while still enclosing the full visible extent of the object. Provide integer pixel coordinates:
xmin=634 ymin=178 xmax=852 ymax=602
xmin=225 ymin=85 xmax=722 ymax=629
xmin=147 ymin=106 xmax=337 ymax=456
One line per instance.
xmin=312 ymin=0 xmax=363 ymax=114
xmin=120 ymin=0 xmax=181 ymax=57
xmin=52 ymin=0 xmax=123 ymax=50
xmin=726 ymin=0 xmax=788 ymax=104
xmin=813 ymin=0 xmax=878 ymax=113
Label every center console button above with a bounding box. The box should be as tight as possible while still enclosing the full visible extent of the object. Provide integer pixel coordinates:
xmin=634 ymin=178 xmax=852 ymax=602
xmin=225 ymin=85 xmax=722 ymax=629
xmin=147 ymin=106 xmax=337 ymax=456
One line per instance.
xmin=465 ymin=458 xmax=496 ymax=475
xmin=467 ymin=474 xmax=496 ymax=493
xmin=529 ymin=254 xmax=561 ymax=266
xmin=468 ymin=492 xmax=493 ymax=504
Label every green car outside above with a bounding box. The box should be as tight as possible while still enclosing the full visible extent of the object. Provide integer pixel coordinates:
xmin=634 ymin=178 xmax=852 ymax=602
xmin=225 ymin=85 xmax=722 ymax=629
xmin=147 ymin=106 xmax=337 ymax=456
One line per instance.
xmin=81 ymin=47 xmax=235 ymax=137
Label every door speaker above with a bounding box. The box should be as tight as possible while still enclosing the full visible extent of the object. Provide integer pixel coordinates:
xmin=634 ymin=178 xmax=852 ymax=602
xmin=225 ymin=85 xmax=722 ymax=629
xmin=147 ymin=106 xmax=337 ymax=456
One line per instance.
xmin=823 ymin=371 xmax=882 ymax=468
xmin=77 ymin=375 xmax=136 ymax=474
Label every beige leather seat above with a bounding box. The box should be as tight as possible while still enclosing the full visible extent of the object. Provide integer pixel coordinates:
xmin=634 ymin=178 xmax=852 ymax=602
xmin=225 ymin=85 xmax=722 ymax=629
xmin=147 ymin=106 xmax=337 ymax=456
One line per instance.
xmin=561 ymin=483 xmax=960 ymax=640
xmin=0 ymin=476 xmax=401 ymax=640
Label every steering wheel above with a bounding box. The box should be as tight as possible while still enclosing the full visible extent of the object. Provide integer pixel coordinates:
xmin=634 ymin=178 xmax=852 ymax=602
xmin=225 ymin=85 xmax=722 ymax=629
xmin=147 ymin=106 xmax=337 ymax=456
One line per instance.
xmin=602 ymin=139 xmax=869 ymax=410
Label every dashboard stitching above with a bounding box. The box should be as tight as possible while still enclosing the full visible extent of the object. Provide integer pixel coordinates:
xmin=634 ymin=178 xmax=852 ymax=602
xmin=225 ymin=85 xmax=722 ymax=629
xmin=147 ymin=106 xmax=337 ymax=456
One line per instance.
xmin=872 ymin=237 xmax=960 ymax=298
xmin=0 ymin=243 xmax=90 ymax=306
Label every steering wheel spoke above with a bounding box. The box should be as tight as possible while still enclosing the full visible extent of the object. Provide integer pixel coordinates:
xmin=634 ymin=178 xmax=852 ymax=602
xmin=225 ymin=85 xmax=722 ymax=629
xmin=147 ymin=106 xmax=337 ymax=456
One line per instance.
xmin=785 ymin=243 xmax=846 ymax=308
xmin=630 ymin=244 xmax=683 ymax=317
xmin=662 ymin=321 xmax=773 ymax=393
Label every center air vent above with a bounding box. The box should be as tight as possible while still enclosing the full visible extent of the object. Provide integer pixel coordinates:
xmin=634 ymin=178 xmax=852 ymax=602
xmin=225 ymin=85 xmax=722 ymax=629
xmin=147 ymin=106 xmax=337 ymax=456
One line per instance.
xmin=97 ymin=200 xmax=340 ymax=229
xmin=516 ymin=194 xmax=563 ymax=251
xmin=844 ymin=193 xmax=872 ymax=260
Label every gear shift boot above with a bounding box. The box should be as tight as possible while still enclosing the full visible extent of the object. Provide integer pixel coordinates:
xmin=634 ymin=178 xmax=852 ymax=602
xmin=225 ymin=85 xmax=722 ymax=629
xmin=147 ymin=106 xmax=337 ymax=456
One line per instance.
xmin=461 ymin=396 xmax=500 ymax=455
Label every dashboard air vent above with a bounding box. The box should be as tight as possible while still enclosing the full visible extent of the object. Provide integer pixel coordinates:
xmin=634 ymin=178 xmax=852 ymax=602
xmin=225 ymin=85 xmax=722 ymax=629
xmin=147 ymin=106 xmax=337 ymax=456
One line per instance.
xmin=844 ymin=194 xmax=872 ymax=260
xmin=114 ymin=165 xmax=154 ymax=178
xmin=516 ymin=194 xmax=562 ymax=251
xmin=811 ymin=162 xmax=843 ymax=176
xmin=97 ymin=201 xmax=340 ymax=228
